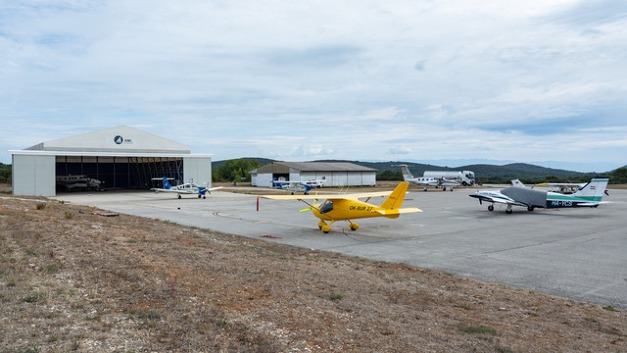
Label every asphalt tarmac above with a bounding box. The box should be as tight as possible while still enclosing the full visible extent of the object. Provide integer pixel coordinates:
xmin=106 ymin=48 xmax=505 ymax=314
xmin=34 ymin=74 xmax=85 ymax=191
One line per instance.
xmin=55 ymin=185 xmax=627 ymax=309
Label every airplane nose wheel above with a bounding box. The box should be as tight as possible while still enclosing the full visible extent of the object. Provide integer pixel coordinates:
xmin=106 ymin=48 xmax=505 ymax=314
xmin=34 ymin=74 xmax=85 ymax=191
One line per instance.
xmin=318 ymin=221 xmax=332 ymax=233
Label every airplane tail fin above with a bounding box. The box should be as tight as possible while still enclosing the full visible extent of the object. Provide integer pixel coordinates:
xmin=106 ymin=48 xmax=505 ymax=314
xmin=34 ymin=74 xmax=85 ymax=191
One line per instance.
xmin=381 ymin=182 xmax=410 ymax=210
xmin=398 ymin=165 xmax=414 ymax=182
xmin=573 ymin=178 xmax=609 ymax=200
xmin=511 ymin=179 xmax=526 ymax=188
xmin=162 ymin=177 xmax=172 ymax=190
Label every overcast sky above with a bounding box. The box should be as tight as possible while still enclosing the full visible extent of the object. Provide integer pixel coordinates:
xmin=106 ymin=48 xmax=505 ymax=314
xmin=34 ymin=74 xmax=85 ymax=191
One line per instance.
xmin=2 ymin=0 xmax=626 ymax=172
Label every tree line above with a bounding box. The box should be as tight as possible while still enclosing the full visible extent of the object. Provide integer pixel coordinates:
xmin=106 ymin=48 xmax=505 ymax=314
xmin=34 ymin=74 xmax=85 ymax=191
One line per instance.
xmin=0 ymin=163 xmax=11 ymax=184
xmin=212 ymin=159 xmax=262 ymax=183
xmin=1 ymin=162 xmax=626 ymax=185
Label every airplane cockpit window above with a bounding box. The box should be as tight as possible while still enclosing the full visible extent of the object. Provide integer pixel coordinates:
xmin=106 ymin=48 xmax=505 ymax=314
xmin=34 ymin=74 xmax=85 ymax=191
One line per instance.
xmin=320 ymin=201 xmax=334 ymax=214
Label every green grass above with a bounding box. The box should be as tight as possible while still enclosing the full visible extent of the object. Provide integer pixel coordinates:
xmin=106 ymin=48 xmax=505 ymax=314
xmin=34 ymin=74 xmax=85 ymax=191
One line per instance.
xmin=329 ymin=292 xmax=345 ymax=301
xmin=602 ymin=305 xmax=622 ymax=312
xmin=460 ymin=325 xmax=498 ymax=335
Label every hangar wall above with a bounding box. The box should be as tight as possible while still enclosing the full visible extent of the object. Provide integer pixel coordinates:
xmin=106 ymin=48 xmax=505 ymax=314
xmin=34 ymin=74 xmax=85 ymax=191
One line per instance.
xmin=9 ymin=126 xmax=214 ymax=196
xmin=252 ymin=173 xmax=273 ymax=188
xmin=13 ymin=155 xmax=56 ymax=196
xmin=300 ymin=171 xmax=376 ymax=187
xmin=183 ymin=157 xmax=212 ymax=187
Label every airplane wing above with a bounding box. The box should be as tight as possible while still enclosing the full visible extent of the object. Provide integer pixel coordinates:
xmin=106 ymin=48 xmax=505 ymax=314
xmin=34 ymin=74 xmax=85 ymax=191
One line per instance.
xmin=151 ymin=188 xmax=195 ymax=194
xmin=536 ymin=182 xmax=580 ymax=187
xmin=259 ymin=190 xmax=393 ymax=201
xmin=376 ymin=207 xmax=422 ymax=215
xmin=469 ymin=192 xmax=525 ymax=206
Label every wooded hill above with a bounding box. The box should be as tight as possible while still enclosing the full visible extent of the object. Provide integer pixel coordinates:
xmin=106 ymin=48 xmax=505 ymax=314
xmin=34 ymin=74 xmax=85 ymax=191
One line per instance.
xmin=212 ymin=158 xmax=627 ymax=184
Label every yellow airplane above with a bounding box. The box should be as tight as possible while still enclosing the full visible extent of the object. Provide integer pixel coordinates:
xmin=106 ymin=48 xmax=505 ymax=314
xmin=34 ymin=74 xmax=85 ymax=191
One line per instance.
xmin=258 ymin=182 xmax=422 ymax=233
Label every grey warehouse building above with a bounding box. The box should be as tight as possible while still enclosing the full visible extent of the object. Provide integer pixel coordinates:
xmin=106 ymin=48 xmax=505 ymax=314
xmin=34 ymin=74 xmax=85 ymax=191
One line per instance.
xmin=250 ymin=162 xmax=376 ymax=188
xmin=9 ymin=126 xmax=213 ymax=197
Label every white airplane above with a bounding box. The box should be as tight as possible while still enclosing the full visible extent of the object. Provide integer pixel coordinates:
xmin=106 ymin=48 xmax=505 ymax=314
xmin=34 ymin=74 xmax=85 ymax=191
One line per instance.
xmin=533 ymin=181 xmax=587 ymax=194
xmin=513 ymin=179 xmax=603 ymax=195
xmin=469 ymin=178 xmax=609 ymax=214
xmin=151 ymin=177 xmax=223 ymax=199
xmin=57 ymin=175 xmax=103 ymax=192
xmin=398 ymin=165 xmax=460 ymax=191
xmin=272 ymin=179 xmax=325 ymax=195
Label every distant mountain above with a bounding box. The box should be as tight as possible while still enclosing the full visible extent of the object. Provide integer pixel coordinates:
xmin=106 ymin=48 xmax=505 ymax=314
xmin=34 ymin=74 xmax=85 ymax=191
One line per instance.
xmin=399 ymin=159 xmax=619 ymax=173
xmin=339 ymin=161 xmax=590 ymax=181
xmin=213 ymin=158 xmax=618 ymax=183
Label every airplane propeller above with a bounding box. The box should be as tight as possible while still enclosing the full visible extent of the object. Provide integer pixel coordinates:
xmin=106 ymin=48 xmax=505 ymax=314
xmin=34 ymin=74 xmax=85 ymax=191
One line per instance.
xmin=298 ymin=194 xmax=319 ymax=212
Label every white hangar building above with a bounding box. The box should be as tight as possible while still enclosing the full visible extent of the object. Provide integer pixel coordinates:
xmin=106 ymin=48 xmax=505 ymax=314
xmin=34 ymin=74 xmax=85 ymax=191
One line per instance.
xmin=250 ymin=162 xmax=376 ymax=188
xmin=9 ymin=126 xmax=213 ymax=197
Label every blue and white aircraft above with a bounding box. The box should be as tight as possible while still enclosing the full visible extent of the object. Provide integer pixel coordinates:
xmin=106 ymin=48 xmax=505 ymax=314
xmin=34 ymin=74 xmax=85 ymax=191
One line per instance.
xmin=469 ymin=178 xmax=609 ymax=214
xmin=272 ymin=179 xmax=325 ymax=195
xmin=151 ymin=177 xmax=223 ymax=199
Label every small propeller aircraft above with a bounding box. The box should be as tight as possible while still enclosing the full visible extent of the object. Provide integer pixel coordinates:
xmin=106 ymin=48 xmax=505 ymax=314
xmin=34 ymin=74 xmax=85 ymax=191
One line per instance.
xmin=258 ymin=182 xmax=422 ymax=233
xmin=398 ymin=164 xmax=460 ymax=191
xmin=151 ymin=177 xmax=223 ymax=199
xmin=272 ymin=179 xmax=324 ymax=195
xmin=469 ymin=178 xmax=609 ymax=214
xmin=533 ymin=181 xmax=587 ymax=194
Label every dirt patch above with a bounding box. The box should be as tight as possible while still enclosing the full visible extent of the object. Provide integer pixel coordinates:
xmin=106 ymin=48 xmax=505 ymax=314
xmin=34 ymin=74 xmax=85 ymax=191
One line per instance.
xmin=1 ymin=196 xmax=625 ymax=352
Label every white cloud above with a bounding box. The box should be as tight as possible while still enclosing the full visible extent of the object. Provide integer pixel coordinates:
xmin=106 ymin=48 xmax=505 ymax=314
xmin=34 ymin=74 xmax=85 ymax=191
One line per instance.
xmin=1 ymin=0 xmax=626 ymax=171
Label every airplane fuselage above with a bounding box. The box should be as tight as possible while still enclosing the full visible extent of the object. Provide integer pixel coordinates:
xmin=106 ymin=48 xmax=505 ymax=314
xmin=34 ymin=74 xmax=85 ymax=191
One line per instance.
xmin=311 ymin=199 xmax=393 ymax=221
xmin=471 ymin=182 xmax=606 ymax=213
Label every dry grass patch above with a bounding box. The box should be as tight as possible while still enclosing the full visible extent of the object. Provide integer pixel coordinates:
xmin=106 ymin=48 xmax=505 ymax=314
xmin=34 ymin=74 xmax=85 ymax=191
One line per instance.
xmin=1 ymin=196 xmax=625 ymax=352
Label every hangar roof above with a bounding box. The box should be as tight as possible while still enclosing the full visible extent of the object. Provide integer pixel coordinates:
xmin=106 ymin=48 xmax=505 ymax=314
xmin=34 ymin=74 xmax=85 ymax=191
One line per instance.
xmin=24 ymin=125 xmax=190 ymax=154
xmin=251 ymin=162 xmax=375 ymax=174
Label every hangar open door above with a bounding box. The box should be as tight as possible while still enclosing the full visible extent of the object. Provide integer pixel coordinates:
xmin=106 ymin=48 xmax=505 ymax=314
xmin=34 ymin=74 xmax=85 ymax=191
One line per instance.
xmin=55 ymin=156 xmax=184 ymax=191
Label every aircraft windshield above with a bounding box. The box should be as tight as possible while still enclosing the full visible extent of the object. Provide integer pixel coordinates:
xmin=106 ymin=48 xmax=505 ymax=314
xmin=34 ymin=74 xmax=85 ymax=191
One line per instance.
xmin=320 ymin=201 xmax=334 ymax=214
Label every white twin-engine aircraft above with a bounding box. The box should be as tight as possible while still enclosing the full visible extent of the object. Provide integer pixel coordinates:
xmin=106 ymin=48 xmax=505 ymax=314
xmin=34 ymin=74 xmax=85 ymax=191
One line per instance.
xmin=398 ymin=164 xmax=460 ymax=191
xmin=151 ymin=177 xmax=223 ymax=199
xmin=272 ymin=179 xmax=325 ymax=195
xmin=469 ymin=178 xmax=609 ymax=214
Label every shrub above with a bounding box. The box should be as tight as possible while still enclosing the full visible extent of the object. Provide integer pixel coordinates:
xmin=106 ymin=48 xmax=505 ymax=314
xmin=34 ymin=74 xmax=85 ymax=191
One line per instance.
xmin=460 ymin=325 xmax=497 ymax=335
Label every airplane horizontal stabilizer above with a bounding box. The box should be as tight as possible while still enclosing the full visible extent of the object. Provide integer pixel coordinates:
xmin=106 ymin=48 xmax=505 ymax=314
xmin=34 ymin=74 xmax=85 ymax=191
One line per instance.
xmin=376 ymin=207 xmax=422 ymax=216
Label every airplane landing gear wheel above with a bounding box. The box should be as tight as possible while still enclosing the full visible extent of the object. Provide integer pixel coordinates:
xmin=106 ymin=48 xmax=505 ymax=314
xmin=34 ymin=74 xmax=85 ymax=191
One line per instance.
xmin=178 ymin=194 xmax=182 ymax=199
xmin=349 ymin=223 xmax=360 ymax=231
xmin=488 ymin=205 xmax=494 ymax=212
